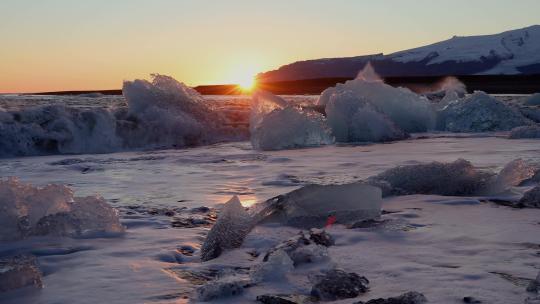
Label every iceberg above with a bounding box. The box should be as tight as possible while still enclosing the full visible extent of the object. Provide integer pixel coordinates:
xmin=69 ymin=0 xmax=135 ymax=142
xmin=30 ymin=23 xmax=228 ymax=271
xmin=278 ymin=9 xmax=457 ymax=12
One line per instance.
xmin=250 ymin=91 xmax=333 ymax=150
xmin=0 ymin=178 xmax=124 ymax=241
xmin=437 ymin=91 xmax=530 ymax=132
xmin=318 ymin=65 xmax=436 ymax=133
xmin=0 ymin=75 xmax=245 ymax=157
xmin=325 ymin=90 xmax=409 ymax=142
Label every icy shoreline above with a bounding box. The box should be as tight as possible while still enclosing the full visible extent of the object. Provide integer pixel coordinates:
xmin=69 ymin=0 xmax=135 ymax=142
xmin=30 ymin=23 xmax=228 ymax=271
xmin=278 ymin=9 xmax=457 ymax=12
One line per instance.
xmin=1 ymin=136 xmax=539 ymax=303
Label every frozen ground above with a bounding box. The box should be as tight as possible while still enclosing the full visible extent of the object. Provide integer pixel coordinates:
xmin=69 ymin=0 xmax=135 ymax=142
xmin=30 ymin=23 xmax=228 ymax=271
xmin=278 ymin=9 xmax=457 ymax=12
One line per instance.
xmin=0 ymin=132 xmax=539 ymax=303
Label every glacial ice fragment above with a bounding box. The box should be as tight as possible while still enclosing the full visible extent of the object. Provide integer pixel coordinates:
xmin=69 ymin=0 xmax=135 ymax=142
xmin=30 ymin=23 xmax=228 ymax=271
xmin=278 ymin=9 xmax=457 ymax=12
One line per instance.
xmin=325 ymin=90 xmax=409 ymax=142
xmin=200 ymin=196 xmax=253 ymax=261
xmin=257 ymin=183 xmax=382 ymax=228
xmin=251 ymin=249 xmax=294 ymax=283
xmin=437 ymin=91 xmax=530 ymax=132
xmin=250 ymin=91 xmax=333 ymax=150
xmin=318 ymin=70 xmax=436 ymax=133
xmin=0 ymin=178 xmax=124 ymax=241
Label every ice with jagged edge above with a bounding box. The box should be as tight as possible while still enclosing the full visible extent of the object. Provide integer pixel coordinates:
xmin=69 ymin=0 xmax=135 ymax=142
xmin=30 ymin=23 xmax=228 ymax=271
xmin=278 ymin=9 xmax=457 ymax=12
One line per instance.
xmin=437 ymin=91 xmax=531 ymax=132
xmin=325 ymin=90 xmax=408 ymax=142
xmin=0 ymin=178 xmax=124 ymax=241
xmin=200 ymin=196 xmax=254 ymax=261
xmin=257 ymin=183 xmax=382 ymax=228
xmin=0 ymin=75 xmax=234 ymax=157
xmin=318 ymin=63 xmax=436 ymax=135
xmin=250 ymin=91 xmax=333 ymax=150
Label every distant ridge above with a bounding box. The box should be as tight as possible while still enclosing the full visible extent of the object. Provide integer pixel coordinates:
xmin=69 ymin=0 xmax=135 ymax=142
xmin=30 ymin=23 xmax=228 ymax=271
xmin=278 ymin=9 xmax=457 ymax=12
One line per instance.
xmin=258 ymin=25 xmax=540 ymax=82
xmin=31 ymin=74 xmax=540 ymax=96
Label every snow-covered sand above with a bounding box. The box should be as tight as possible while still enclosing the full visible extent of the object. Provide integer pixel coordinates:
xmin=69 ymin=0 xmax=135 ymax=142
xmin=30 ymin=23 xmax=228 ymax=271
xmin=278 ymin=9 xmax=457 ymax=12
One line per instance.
xmin=1 ymin=132 xmax=539 ymax=303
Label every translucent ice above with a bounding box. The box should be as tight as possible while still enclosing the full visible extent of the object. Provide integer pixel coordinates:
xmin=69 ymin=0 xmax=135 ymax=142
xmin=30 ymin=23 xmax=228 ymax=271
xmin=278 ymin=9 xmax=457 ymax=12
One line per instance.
xmin=525 ymin=93 xmax=540 ymax=106
xmin=250 ymin=249 xmax=294 ymax=283
xmin=325 ymin=90 xmax=409 ymax=142
xmin=437 ymin=91 xmax=530 ymax=132
xmin=258 ymin=183 xmax=382 ymax=228
xmin=200 ymin=196 xmax=254 ymax=261
xmin=0 ymin=178 xmax=124 ymax=241
xmin=493 ymin=159 xmax=539 ymax=190
xmin=318 ymin=67 xmax=436 ymax=133
xmin=250 ymin=91 xmax=333 ymax=150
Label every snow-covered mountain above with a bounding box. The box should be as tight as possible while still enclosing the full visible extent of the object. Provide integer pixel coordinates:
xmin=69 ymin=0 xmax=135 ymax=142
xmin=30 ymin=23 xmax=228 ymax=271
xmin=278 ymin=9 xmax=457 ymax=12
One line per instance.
xmin=258 ymin=25 xmax=540 ymax=82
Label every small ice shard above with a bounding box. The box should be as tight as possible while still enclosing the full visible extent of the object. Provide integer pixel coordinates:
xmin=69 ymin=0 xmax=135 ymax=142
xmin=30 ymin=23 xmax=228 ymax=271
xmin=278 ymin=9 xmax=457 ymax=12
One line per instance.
xmin=257 ymin=183 xmax=381 ymax=228
xmin=196 ymin=275 xmax=250 ymax=301
xmin=262 ymin=231 xmax=333 ymax=266
xmin=509 ymin=125 xmax=540 ymax=139
xmin=525 ymin=93 xmax=540 ymax=106
xmin=437 ymin=91 xmax=531 ymax=132
xmin=325 ymin=90 xmax=409 ymax=142
xmin=0 ymin=254 xmax=43 ymax=293
xmin=0 ymin=178 xmax=124 ymax=241
xmin=311 ymin=269 xmax=369 ymax=301
xmin=250 ymin=91 xmax=333 ymax=150
xmin=519 ymin=186 xmax=540 ymax=208
xmin=200 ymin=196 xmax=253 ymax=261
xmin=251 ymin=249 xmax=294 ymax=283
xmin=356 ymin=291 xmax=428 ymax=304
xmin=368 ymin=159 xmax=495 ymax=196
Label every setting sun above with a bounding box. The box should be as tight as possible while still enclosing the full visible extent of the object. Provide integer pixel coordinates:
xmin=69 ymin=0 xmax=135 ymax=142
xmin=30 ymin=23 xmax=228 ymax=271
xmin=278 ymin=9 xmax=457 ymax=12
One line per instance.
xmin=237 ymin=75 xmax=256 ymax=91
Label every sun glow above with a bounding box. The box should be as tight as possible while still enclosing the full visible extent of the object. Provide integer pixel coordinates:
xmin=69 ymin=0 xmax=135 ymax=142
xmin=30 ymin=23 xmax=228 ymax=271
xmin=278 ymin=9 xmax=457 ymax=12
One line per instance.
xmin=237 ymin=76 xmax=256 ymax=91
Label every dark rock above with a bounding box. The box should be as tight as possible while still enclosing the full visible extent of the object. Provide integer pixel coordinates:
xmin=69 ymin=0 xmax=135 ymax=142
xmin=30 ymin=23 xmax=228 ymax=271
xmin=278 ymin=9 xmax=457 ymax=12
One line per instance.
xmin=350 ymin=218 xmax=389 ymax=228
xmin=309 ymin=228 xmax=334 ymax=247
xmin=191 ymin=206 xmax=211 ymax=213
xmin=177 ymin=245 xmax=195 ymax=256
xmin=354 ymin=291 xmax=427 ymax=304
xmin=0 ymin=254 xmax=43 ymax=292
xmin=256 ymin=294 xmax=303 ymax=304
xmin=463 ymin=296 xmax=482 ymax=303
xmin=311 ymin=269 xmax=369 ymax=301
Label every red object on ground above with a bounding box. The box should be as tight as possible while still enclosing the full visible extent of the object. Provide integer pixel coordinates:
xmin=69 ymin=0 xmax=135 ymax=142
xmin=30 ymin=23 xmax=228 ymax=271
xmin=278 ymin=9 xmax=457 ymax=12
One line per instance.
xmin=325 ymin=215 xmax=337 ymax=227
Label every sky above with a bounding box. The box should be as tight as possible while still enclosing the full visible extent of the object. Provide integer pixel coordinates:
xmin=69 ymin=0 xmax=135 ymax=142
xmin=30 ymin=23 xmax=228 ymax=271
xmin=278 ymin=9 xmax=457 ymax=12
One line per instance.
xmin=1 ymin=0 xmax=539 ymax=93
